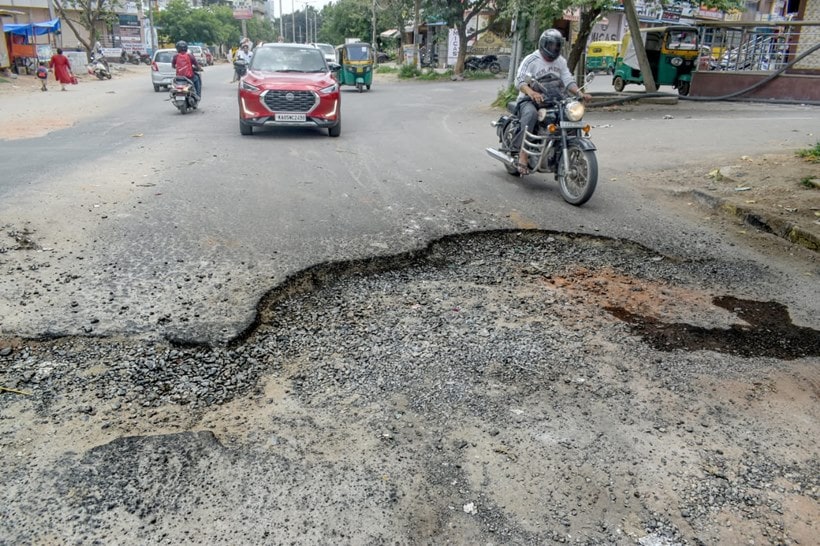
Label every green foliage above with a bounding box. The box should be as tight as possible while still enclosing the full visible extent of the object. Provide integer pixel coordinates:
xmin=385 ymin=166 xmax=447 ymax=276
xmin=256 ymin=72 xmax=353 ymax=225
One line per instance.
xmin=157 ymin=0 xmax=275 ymax=46
xmin=797 ymin=142 xmax=820 ymax=163
xmin=417 ymin=68 xmax=453 ymax=80
xmin=398 ymin=63 xmax=421 ymax=79
xmin=376 ymin=65 xmax=399 ymax=74
xmin=464 ymin=69 xmax=499 ymax=80
xmin=492 ymin=83 xmax=518 ymax=108
xmin=319 ymin=0 xmax=375 ymax=46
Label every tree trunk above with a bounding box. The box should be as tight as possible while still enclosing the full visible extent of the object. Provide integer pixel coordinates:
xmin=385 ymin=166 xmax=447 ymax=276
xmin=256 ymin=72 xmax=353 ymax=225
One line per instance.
xmin=567 ymin=7 xmax=603 ymax=73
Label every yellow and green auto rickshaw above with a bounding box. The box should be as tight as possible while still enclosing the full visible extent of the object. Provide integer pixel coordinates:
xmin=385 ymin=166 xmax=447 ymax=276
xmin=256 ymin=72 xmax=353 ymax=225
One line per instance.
xmin=585 ymin=41 xmax=621 ymax=74
xmin=335 ymin=42 xmax=375 ymax=92
xmin=612 ymin=25 xmax=700 ymax=96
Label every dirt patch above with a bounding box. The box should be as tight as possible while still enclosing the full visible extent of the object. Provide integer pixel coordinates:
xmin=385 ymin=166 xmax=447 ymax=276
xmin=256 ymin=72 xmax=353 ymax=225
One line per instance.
xmin=641 ymin=152 xmax=820 ymax=251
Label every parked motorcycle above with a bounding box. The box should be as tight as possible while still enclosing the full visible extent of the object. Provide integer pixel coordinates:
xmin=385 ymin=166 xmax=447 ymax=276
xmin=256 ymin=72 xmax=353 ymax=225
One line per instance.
xmin=485 ymin=73 xmax=598 ymax=206
xmin=465 ymin=54 xmax=502 ymax=74
xmin=120 ymin=51 xmax=142 ymax=65
xmin=169 ymin=75 xmax=199 ymax=114
xmin=87 ymin=53 xmax=112 ymax=80
xmin=139 ymin=52 xmax=152 ymax=65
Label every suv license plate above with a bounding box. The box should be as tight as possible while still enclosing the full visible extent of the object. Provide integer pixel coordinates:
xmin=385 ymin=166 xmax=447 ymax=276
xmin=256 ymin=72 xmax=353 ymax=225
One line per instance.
xmin=275 ymin=113 xmax=306 ymax=122
xmin=561 ymin=121 xmax=586 ymax=129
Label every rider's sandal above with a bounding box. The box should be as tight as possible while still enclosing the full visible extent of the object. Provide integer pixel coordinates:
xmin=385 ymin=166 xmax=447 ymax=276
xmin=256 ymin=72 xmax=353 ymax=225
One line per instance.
xmin=517 ymin=162 xmax=530 ymax=176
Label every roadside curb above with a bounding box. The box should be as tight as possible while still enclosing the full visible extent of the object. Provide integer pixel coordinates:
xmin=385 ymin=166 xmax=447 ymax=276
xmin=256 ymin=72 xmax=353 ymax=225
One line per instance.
xmin=692 ymin=189 xmax=820 ymax=252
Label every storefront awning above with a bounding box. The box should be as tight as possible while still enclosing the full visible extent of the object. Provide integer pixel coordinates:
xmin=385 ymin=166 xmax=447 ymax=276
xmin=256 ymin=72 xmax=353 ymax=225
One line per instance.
xmin=3 ymin=18 xmax=61 ymax=37
xmin=380 ymin=29 xmax=400 ymax=39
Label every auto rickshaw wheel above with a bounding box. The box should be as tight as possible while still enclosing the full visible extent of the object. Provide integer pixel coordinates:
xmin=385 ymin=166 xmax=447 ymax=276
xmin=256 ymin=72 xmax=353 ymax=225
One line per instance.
xmin=366 ymin=84 xmax=371 ymax=90
xmin=613 ymin=76 xmax=625 ymax=92
xmin=677 ymin=81 xmax=690 ymax=96
xmin=356 ymin=83 xmax=363 ymax=92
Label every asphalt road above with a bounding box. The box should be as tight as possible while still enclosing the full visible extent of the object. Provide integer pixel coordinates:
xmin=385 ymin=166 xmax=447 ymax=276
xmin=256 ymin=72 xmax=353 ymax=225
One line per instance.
xmin=0 ymin=64 xmax=818 ymax=343
xmin=1 ymin=64 xmax=818 ymax=546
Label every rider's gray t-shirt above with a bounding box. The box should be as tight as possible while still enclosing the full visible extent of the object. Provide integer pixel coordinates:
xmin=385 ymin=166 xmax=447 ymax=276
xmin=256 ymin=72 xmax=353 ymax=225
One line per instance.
xmin=515 ymin=51 xmax=576 ymax=101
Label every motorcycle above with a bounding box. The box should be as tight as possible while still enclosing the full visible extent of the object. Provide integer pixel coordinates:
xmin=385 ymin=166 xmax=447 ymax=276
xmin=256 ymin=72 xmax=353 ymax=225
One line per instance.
xmin=169 ymin=74 xmax=199 ymax=114
xmin=87 ymin=53 xmax=112 ymax=80
xmin=465 ymin=54 xmax=501 ymax=74
xmin=139 ymin=52 xmax=152 ymax=65
xmin=120 ymin=51 xmax=142 ymax=65
xmin=485 ymin=73 xmax=598 ymax=206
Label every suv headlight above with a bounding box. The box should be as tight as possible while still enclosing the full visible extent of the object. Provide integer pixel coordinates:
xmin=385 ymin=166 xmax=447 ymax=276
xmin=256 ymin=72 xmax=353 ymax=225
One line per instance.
xmin=240 ymin=80 xmax=259 ymax=92
xmin=319 ymin=83 xmax=338 ymax=94
xmin=565 ymin=101 xmax=585 ymax=121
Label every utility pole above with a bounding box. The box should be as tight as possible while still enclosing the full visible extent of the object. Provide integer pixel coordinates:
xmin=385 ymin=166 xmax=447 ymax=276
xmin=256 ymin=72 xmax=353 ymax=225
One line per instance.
xmin=371 ymin=0 xmax=376 ymax=50
xmin=413 ymin=0 xmax=419 ymax=66
xmin=279 ymin=0 xmax=284 ymax=39
xmin=291 ymin=0 xmax=296 ymax=44
xmin=621 ymin=0 xmax=656 ymax=92
xmin=304 ymin=6 xmax=308 ymax=43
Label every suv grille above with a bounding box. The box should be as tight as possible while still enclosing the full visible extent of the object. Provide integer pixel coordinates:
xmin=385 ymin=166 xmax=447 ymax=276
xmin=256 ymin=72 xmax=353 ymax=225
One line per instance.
xmin=263 ymin=90 xmax=317 ymax=113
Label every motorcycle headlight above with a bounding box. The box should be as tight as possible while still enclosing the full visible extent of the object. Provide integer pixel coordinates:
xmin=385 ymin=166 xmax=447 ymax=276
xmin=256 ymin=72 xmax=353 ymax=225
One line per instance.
xmin=565 ymin=101 xmax=585 ymax=122
xmin=319 ymin=83 xmax=338 ymax=94
xmin=240 ymin=80 xmax=259 ymax=92
xmin=670 ymin=57 xmax=683 ymax=67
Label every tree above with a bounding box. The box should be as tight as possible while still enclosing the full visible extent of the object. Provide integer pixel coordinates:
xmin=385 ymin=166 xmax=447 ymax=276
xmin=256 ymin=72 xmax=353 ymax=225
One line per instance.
xmin=426 ymin=0 xmax=509 ymax=74
xmin=525 ymin=0 xmax=747 ymax=73
xmin=319 ymin=0 xmax=375 ymax=45
xmin=53 ymin=0 xmax=121 ymax=52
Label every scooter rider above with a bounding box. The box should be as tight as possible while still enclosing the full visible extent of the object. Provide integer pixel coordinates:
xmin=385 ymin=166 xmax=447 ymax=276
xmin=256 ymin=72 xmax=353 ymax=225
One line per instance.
xmin=232 ymin=43 xmax=252 ymax=82
xmin=172 ymin=40 xmax=202 ymax=100
xmin=512 ymin=29 xmax=591 ymax=175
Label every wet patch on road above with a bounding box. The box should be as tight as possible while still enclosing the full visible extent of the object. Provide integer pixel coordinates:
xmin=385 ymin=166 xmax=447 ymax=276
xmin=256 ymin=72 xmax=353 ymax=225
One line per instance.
xmin=608 ymin=296 xmax=820 ymax=359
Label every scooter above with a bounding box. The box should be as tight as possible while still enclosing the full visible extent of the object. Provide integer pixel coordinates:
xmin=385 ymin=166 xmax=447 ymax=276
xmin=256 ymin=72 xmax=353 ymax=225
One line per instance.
xmin=169 ymin=75 xmax=199 ymax=114
xmin=87 ymin=53 xmax=112 ymax=80
xmin=233 ymin=59 xmax=248 ymax=79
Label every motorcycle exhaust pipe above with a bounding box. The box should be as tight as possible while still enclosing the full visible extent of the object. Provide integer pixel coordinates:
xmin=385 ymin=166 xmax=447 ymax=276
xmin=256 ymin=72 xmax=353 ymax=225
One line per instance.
xmin=485 ymin=147 xmax=516 ymax=170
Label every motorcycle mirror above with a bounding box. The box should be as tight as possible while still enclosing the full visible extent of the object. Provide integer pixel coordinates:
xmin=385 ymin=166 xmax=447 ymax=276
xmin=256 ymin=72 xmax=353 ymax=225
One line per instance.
xmin=585 ymin=72 xmax=595 ymax=84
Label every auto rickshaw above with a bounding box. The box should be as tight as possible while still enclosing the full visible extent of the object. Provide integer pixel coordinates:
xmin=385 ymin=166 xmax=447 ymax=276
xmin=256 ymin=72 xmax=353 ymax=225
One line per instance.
xmin=585 ymin=41 xmax=621 ymax=74
xmin=612 ymin=25 xmax=700 ymax=96
xmin=335 ymin=42 xmax=375 ymax=92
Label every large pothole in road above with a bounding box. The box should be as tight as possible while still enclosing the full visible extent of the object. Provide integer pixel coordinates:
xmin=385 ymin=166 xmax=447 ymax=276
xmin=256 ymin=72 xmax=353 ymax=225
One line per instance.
xmin=1 ymin=230 xmax=818 ymax=545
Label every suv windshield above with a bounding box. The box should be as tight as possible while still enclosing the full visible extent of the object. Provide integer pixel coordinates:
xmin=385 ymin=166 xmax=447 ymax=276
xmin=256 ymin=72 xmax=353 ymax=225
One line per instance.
xmin=251 ymin=46 xmax=327 ymax=72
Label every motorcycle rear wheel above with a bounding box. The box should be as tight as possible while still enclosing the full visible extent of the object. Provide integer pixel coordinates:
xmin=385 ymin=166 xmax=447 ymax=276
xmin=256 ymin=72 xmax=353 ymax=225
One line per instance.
xmin=489 ymin=62 xmax=501 ymax=74
xmin=557 ymin=144 xmax=598 ymax=206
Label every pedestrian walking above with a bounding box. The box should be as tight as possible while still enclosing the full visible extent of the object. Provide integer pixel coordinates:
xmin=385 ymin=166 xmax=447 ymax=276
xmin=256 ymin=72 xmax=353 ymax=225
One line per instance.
xmin=49 ymin=48 xmax=74 ymax=91
xmin=36 ymin=62 xmax=49 ymax=91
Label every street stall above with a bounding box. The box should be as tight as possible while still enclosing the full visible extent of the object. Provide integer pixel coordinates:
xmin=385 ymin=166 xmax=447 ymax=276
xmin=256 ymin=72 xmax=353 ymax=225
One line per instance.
xmin=3 ymin=18 xmax=60 ymax=75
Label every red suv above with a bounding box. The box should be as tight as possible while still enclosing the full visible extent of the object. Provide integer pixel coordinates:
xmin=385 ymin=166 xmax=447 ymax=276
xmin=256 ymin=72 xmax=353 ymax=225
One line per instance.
xmin=237 ymin=43 xmax=341 ymax=137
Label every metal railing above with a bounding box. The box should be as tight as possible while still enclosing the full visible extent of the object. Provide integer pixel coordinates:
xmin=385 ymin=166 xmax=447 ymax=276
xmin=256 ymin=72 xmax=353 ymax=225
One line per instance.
xmin=697 ymin=21 xmax=820 ymax=72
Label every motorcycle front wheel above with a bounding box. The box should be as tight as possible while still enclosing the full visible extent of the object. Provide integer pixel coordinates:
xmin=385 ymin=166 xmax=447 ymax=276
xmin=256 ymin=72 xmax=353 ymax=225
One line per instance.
xmin=557 ymin=144 xmax=598 ymax=206
xmin=489 ymin=62 xmax=501 ymax=74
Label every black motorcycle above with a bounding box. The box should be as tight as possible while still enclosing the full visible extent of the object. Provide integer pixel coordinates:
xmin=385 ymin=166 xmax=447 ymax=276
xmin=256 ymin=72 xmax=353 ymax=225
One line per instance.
xmin=485 ymin=73 xmax=598 ymax=206
xmin=465 ymin=54 xmax=501 ymax=74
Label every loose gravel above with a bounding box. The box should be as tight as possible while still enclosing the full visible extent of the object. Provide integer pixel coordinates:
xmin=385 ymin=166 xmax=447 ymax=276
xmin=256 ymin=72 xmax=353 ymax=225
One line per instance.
xmin=1 ymin=230 xmax=817 ymax=545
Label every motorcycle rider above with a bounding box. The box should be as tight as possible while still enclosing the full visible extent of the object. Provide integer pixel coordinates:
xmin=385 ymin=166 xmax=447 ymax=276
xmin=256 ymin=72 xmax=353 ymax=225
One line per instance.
xmin=512 ymin=29 xmax=591 ymax=175
xmin=172 ymin=40 xmax=202 ymax=100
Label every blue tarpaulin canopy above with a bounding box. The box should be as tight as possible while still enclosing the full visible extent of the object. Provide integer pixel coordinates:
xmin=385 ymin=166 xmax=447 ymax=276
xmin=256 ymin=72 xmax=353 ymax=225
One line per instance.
xmin=3 ymin=18 xmax=61 ymax=37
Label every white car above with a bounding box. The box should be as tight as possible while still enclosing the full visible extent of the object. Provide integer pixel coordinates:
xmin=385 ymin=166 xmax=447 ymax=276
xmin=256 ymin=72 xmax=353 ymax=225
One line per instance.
xmin=188 ymin=45 xmax=208 ymax=67
xmin=150 ymin=48 xmax=177 ymax=92
xmin=311 ymin=43 xmax=336 ymax=65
